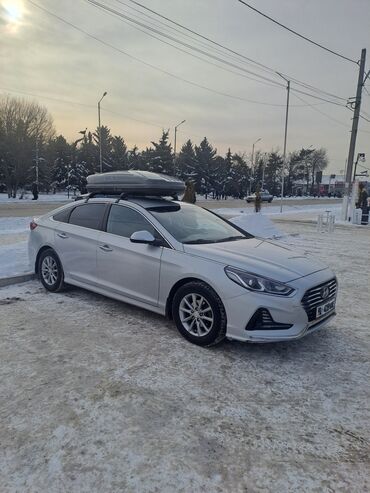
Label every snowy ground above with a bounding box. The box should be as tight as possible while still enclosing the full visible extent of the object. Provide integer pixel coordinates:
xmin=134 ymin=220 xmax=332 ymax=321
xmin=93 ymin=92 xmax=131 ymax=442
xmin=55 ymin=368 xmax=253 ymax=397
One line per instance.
xmin=0 ymin=221 xmax=369 ymax=492
xmin=0 ymin=192 xmax=73 ymax=203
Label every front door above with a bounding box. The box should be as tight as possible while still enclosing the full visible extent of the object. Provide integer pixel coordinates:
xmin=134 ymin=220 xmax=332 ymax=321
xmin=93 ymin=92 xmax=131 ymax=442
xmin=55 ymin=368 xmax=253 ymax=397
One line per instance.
xmin=97 ymin=204 xmax=163 ymax=306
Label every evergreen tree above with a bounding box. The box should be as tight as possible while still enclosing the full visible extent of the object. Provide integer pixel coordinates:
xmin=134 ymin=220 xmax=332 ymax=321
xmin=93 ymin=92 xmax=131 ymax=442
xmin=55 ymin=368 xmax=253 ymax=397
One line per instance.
xmin=228 ymin=153 xmax=250 ymax=198
xmin=111 ymin=136 xmax=128 ymax=170
xmin=177 ymin=139 xmax=197 ymax=181
xmin=45 ymin=135 xmax=72 ymax=189
xmin=128 ymin=145 xmax=145 ymax=170
xmin=264 ymin=151 xmax=283 ymax=196
xmin=194 ymin=137 xmax=217 ymax=195
xmin=93 ymin=125 xmax=113 ymax=172
xmin=147 ymin=130 xmax=174 ymax=174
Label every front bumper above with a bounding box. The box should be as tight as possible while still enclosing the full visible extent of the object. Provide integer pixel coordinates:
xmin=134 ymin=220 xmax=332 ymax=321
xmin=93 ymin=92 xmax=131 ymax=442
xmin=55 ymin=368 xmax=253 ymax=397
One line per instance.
xmin=224 ymin=269 xmax=337 ymax=343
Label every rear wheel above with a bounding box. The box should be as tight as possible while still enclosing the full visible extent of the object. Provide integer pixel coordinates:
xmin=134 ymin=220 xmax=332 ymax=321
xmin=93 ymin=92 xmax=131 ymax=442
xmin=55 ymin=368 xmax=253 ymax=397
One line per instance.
xmin=39 ymin=249 xmax=65 ymax=292
xmin=172 ymin=281 xmax=227 ymax=346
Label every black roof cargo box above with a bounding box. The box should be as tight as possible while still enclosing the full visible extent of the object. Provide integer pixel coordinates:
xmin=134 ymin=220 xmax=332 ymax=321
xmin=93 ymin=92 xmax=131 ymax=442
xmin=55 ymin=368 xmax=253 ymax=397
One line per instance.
xmin=86 ymin=171 xmax=185 ymax=196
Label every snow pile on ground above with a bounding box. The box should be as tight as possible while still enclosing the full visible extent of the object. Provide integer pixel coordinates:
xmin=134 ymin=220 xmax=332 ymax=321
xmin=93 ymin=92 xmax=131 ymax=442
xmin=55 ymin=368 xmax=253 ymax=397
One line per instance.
xmin=0 ymin=217 xmax=30 ymax=278
xmin=0 ymin=241 xmax=29 ymax=277
xmin=230 ymin=213 xmax=284 ymax=238
xmin=215 ymin=203 xmax=342 ymax=218
xmin=0 ymin=217 xmax=31 ymax=235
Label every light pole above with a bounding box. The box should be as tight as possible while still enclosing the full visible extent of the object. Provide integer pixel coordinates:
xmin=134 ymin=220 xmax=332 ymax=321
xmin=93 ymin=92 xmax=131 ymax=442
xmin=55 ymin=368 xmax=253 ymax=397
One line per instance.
xmin=261 ymin=152 xmax=267 ymax=190
xmin=98 ymin=91 xmax=107 ymax=174
xmin=251 ymin=138 xmax=261 ymax=191
xmin=277 ymin=73 xmax=290 ymax=213
xmin=174 ymin=119 xmax=186 ymax=173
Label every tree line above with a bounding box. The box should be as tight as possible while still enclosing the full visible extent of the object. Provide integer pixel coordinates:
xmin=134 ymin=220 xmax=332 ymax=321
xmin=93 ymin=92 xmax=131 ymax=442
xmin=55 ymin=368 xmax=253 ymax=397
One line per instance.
xmin=0 ymin=95 xmax=328 ymax=198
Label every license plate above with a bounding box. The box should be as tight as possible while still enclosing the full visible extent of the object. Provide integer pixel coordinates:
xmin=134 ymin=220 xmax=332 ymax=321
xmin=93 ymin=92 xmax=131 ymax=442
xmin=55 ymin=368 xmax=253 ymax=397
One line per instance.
xmin=316 ymin=298 xmax=336 ymax=318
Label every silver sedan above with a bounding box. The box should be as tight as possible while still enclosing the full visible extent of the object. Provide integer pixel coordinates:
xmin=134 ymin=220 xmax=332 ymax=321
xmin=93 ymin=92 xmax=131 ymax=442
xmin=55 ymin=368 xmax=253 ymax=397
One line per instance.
xmin=29 ymin=197 xmax=337 ymax=346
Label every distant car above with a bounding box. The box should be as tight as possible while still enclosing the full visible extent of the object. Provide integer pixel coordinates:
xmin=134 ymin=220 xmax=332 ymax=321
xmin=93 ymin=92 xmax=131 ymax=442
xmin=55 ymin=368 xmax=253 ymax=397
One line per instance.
xmin=246 ymin=190 xmax=273 ymax=203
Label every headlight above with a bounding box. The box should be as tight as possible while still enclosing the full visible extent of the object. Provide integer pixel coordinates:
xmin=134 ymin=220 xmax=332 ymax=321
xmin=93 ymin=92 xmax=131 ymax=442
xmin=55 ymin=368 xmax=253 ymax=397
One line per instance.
xmin=225 ymin=266 xmax=295 ymax=296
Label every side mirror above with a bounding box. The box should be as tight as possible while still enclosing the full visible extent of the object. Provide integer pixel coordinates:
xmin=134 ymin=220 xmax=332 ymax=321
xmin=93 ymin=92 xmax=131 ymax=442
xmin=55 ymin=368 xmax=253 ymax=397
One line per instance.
xmin=130 ymin=230 xmax=156 ymax=245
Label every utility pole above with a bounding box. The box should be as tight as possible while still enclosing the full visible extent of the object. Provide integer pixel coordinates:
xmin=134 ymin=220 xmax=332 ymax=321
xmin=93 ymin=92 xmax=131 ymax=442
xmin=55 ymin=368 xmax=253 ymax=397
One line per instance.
xmin=342 ymin=48 xmax=366 ymax=221
xmin=251 ymin=138 xmax=261 ymax=191
xmin=174 ymin=119 xmax=186 ymax=174
xmin=277 ymin=74 xmax=290 ymax=213
xmin=98 ymin=91 xmax=107 ymax=174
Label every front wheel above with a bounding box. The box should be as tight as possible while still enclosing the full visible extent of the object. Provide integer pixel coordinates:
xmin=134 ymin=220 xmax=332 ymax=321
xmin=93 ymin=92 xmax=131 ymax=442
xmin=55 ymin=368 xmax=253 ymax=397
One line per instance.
xmin=39 ymin=249 xmax=65 ymax=292
xmin=172 ymin=281 xmax=227 ymax=346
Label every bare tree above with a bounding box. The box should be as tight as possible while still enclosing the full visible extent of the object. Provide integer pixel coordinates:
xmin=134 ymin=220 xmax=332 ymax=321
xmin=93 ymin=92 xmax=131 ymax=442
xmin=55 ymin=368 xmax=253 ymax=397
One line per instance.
xmin=0 ymin=95 xmax=55 ymax=197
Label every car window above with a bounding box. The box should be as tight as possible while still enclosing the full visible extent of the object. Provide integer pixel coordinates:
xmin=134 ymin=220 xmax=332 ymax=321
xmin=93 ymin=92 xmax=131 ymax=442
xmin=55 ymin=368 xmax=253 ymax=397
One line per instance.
xmin=150 ymin=203 xmax=251 ymax=244
xmin=53 ymin=208 xmax=71 ymax=223
xmin=68 ymin=203 xmax=106 ymax=230
xmin=106 ymin=204 xmax=159 ymax=239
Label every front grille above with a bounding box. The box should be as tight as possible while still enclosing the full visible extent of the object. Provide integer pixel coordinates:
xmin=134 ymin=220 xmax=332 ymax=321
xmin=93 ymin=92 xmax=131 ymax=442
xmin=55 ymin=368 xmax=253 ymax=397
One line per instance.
xmin=301 ymin=278 xmax=337 ymax=321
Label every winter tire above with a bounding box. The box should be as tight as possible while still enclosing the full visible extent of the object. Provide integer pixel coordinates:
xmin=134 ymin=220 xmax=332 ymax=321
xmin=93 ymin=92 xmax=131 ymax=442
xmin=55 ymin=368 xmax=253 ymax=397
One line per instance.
xmin=172 ymin=281 xmax=227 ymax=347
xmin=39 ymin=249 xmax=65 ymax=292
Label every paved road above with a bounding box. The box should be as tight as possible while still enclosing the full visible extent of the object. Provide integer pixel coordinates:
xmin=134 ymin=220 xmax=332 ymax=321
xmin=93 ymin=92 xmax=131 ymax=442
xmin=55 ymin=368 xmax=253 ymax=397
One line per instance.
xmin=0 ymin=198 xmax=341 ymax=217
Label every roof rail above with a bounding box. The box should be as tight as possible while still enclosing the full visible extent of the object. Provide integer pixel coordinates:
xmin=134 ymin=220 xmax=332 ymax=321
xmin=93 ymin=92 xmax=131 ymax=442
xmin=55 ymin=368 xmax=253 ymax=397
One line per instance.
xmin=115 ymin=192 xmax=128 ymax=204
xmin=84 ymin=192 xmax=98 ymax=203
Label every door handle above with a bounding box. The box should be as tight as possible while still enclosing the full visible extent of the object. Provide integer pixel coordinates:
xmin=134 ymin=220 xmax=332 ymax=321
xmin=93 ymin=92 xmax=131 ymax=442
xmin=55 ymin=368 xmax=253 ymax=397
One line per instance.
xmin=57 ymin=232 xmax=68 ymax=239
xmin=99 ymin=244 xmax=113 ymax=252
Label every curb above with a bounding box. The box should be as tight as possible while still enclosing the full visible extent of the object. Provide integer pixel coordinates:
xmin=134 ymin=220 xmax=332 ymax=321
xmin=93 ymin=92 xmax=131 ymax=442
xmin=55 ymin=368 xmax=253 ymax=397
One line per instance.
xmin=0 ymin=273 xmax=36 ymax=288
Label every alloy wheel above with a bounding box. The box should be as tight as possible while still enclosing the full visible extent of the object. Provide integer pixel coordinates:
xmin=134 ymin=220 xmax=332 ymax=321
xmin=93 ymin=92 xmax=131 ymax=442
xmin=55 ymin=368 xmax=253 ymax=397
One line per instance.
xmin=41 ymin=256 xmax=58 ymax=286
xmin=179 ymin=293 xmax=214 ymax=337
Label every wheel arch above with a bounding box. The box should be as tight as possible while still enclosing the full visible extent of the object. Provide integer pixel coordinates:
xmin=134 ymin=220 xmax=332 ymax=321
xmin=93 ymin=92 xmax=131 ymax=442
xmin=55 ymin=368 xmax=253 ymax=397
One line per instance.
xmin=165 ymin=277 xmax=224 ymax=320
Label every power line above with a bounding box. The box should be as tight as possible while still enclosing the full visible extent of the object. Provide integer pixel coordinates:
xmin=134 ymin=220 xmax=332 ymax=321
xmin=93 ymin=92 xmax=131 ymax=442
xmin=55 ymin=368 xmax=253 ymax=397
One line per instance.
xmin=86 ymin=0 xmax=286 ymax=89
xmin=28 ymin=0 xmax=321 ymax=108
xmin=122 ymin=0 xmax=348 ymax=102
xmin=89 ymin=0 xmax=347 ymax=106
xmin=237 ymin=0 xmax=358 ymax=65
xmin=359 ymin=113 xmax=370 ymax=123
xmin=291 ymin=92 xmax=349 ymax=128
xmin=89 ymin=1 xmax=285 ymax=91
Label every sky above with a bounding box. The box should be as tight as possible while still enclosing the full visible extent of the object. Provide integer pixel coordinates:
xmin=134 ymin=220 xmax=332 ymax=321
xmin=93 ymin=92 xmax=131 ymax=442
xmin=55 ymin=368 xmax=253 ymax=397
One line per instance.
xmin=1 ymin=0 xmax=370 ymax=173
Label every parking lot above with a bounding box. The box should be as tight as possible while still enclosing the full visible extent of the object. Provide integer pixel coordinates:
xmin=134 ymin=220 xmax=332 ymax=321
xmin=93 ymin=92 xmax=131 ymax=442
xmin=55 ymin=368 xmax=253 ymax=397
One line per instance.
xmin=0 ymin=221 xmax=369 ymax=492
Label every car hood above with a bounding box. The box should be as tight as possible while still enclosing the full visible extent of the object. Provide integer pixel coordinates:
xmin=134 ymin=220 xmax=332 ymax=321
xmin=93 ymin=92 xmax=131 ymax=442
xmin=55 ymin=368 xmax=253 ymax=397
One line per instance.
xmin=183 ymin=238 xmax=328 ymax=282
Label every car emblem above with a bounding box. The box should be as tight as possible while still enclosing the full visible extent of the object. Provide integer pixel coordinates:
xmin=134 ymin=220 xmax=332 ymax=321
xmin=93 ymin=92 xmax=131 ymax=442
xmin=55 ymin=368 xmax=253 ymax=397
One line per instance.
xmin=320 ymin=286 xmax=330 ymax=300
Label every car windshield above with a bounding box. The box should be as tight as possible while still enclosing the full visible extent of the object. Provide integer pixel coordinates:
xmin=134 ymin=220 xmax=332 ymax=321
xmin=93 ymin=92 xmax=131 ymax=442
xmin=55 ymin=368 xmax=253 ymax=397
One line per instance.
xmin=149 ymin=204 xmax=252 ymax=244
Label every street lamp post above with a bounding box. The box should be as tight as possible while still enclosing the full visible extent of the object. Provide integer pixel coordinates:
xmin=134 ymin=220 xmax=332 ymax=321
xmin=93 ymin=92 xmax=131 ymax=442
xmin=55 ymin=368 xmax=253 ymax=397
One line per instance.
xmin=98 ymin=91 xmax=107 ymax=174
xmin=251 ymin=138 xmax=261 ymax=191
xmin=174 ymin=119 xmax=186 ymax=173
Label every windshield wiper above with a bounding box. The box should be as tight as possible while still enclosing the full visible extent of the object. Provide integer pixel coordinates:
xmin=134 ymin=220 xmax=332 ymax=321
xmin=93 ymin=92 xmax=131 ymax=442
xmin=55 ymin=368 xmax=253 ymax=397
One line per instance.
xmin=215 ymin=236 xmax=246 ymax=243
xmin=183 ymin=239 xmax=215 ymax=244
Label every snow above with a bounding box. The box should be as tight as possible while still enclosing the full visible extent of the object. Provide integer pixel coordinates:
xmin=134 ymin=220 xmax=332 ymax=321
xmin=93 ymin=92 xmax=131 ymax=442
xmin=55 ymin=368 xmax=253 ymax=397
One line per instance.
xmin=0 ymin=217 xmax=31 ymax=235
xmin=215 ymin=203 xmax=342 ymax=218
xmin=230 ymin=213 xmax=284 ymax=238
xmin=0 ymin=217 xmax=30 ymax=278
xmin=0 ymin=192 xmax=72 ymax=203
xmin=0 ymin=220 xmax=369 ymax=491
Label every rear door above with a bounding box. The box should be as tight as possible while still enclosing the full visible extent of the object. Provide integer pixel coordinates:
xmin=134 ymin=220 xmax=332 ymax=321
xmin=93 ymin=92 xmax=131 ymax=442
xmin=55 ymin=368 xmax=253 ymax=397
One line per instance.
xmin=54 ymin=203 xmax=107 ymax=285
xmin=97 ymin=204 xmax=164 ymax=306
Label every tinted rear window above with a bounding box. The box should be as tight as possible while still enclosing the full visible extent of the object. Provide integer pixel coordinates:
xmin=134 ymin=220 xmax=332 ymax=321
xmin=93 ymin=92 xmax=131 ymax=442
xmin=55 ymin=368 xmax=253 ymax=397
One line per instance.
xmin=69 ymin=204 xmax=106 ymax=230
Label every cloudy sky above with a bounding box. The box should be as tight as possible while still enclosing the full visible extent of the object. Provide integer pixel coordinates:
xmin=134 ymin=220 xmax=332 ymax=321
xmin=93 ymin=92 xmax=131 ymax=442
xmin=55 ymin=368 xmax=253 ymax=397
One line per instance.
xmin=1 ymin=0 xmax=370 ymax=172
